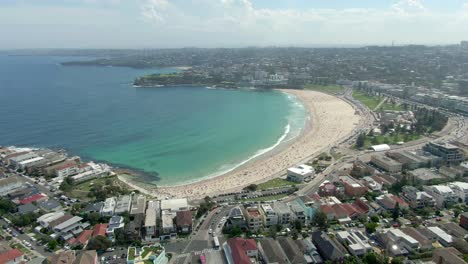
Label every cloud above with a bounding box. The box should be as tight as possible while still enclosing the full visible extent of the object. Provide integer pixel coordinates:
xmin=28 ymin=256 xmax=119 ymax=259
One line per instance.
xmin=392 ymin=0 xmax=426 ymax=14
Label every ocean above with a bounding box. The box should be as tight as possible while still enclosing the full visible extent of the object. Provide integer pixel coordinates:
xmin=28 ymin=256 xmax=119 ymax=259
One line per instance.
xmin=0 ymin=55 xmax=306 ymax=186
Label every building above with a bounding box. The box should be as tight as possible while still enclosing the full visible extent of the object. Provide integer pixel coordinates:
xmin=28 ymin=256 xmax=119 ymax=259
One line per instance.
xmin=257 ymin=238 xmax=288 ymax=264
xmin=126 ymin=214 xmax=144 ymax=240
xmin=401 ymin=186 xmax=435 ymax=209
xmin=401 ymin=227 xmax=433 ymax=251
xmin=362 ymin=176 xmax=382 ymax=192
xmin=114 ymin=195 xmax=132 ymax=215
xmin=48 ymin=251 xmax=75 ymax=264
xmin=370 ymin=144 xmax=391 ymax=152
xmin=100 ymin=197 xmax=116 ymax=216
xmin=336 ymin=230 xmax=372 ymax=256
xmin=440 ymin=222 xmax=468 ymax=239
xmin=160 ymin=198 xmax=188 ymax=212
xmin=277 ymin=237 xmax=307 ymax=264
xmin=460 ymin=212 xmax=468 ymax=230
xmin=54 ymin=163 xmax=79 ymax=178
xmin=74 ymin=250 xmax=98 ymax=264
xmin=448 ymin=181 xmax=468 ymax=203
xmin=0 ymin=176 xmax=23 ymax=196
xmin=424 ymin=141 xmax=464 ymax=165
xmin=67 ymin=229 xmax=93 ymax=247
xmin=427 ymin=226 xmax=454 ymax=247
xmin=37 ymin=199 xmax=62 ymax=212
xmin=383 ymin=228 xmax=419 ymax=253
xmin=50 ymin=215 xmax=89 ymax=241
xmin=371 ymin=154 xmax=402 ymax=173
xmin=224 ymin=237 xmax=258 ymax=264
xmin=242 ymin=206 xmax=263 ymax=231
xmin=423 ymin=185 xmax=458 ymax=208
xmin=160 ymin=211 xmax=176 ymax=239
xmin=408 ymin=168 xmax=446 ymax=184
xmin=227 ymin=206 xmax=247 ymax=230
xmin=376 ymin=194 xmax=409 ymax=211
xmin=387 ymin=150 xmax=442 ymax=170
xmin=106 ymin=216 xmax=125 ymax=239
xmin=311 ymin=231 xmax=347 ymax=262
xmin=38 ymin=212 xmax=66 ymax=228
xmin=433 ymin=247 xmax=466 ymax=264
xmin=259 ymin=204 xmax=278 ymax=227
xmin=350 ymin=159 xmax=375 ymax=177
xmin=144 ymin=200 xmax=160 ymax=242
xmin=287 ymin=164 xmax=314 ymax=182
xmin=130 ymin=194 xmax=147 ymax=217
xmin=92 ymin=223 xmax=108 ymax=237
xmin=340 ymin=175 xmax=368 ymax=197
xmin=0 ymin=248 xmax=23 ymax=264
xmin=273 ymin=201 xmax=292 ymax=225
xmin=175 ymin=210 xmax=192 ymax=234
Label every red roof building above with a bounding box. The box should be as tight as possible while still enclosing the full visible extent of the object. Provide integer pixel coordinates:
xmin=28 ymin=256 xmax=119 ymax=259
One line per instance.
xmin=0 ymin=249 xmax=23 ymax=264
xmin=68 ymin=229 xmax=93 ymax=246
xmin=18 ymin=193 xmax=48 ymax=205
xmin=226 ymin=238 xmax=258 ymax=264
xmin=92 ymin=223 xmax=108 ymax=237
xmin=175 ymin=210 xmax=193 ymax=234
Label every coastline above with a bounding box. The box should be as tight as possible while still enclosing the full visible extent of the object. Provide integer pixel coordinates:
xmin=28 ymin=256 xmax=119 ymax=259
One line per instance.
xmin=117 ymin=89 xmax=360 ymax=199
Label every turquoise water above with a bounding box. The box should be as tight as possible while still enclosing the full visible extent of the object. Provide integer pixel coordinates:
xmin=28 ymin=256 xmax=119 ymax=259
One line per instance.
xmin=0 ymin=55 xmax=306 ymax=186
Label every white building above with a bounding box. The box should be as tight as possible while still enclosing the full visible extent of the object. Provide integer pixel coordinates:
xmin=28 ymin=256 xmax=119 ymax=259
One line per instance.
xmin=260 ymin=204 xmax=278 ymax=227
xmin=70 ymin=162 xmax=110 ymax=183
xmin=385 ymin=229 xmax=419 ymax=252
xmin=144 ymin=200 xmax=160 ymax=242
xmin=336 ymin=230 xmax=372 ymax=256
xmin=0 ymin=176 xmax=23 ymax=196
xmin=106 ymin=216 xmax=125 ymax=239
xmin=37 ymin=212 xmax=65 ymax=228
xmin=427 ymin=226 xmax=454 ymax=247
xmin=101 ymin=197 xmax=117 ymax=216
xmin=287 ymin=164 xmax=314 ymax=182
xmin=18 ymin=156 xmax=45 ymax=169
xmin=272 ymin=201 xmax=292 ymax=225
xmin=423 ymin=185 xmax=458 ymax=208
xmin=160 ymin=198 xmax=188 ymax=212
xmin=448 ymin=182 xmax=468 ymax=203
xmin=362 ymin=176 xmax=382 ymax=192
xmin=114 ymin=195 xmax=132 ymax=215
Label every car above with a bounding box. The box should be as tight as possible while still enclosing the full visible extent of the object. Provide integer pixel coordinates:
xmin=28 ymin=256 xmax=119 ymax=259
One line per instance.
xmin=208 ymin=228 xmax=212 ymax=234
xmin=113 ymin=255 xmax=117 ymax=260
xmin=436 ymin=217 xmax=442 ymax=221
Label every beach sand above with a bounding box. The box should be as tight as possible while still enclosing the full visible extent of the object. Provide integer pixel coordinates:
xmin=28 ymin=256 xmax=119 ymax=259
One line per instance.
xmin=118 ymin=89 xmax=360 ymax=199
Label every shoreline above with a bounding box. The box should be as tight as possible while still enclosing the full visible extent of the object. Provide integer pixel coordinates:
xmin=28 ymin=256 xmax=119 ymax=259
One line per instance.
xmin=118 ymin=89 xmax=360 ymax=199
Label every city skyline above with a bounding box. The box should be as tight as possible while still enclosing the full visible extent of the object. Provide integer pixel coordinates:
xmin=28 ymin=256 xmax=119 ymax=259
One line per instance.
xmin=1 ymin=0 xmax=468 ymax=49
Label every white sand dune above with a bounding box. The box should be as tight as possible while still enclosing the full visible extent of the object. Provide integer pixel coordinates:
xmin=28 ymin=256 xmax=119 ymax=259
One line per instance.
xmin=118 ymin=89 xmax=360 ymax=199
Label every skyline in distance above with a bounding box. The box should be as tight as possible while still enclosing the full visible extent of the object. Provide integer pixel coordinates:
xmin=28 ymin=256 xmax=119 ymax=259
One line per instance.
xmin=1 ymin=0 xmax=468 ymax=49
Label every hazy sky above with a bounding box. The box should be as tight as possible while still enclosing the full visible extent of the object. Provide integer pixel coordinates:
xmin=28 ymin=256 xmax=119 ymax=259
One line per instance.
xmin=1 ymin=0 xmax=467 ymax=49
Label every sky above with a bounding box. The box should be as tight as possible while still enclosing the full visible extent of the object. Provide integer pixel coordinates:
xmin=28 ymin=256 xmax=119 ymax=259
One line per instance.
xmin=0 ymin=0 xmax=467 ymax=49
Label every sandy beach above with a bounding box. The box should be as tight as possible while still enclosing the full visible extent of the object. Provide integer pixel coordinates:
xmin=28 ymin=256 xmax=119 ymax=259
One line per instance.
xmin=118 ymin=89 xmax=360 ymax=199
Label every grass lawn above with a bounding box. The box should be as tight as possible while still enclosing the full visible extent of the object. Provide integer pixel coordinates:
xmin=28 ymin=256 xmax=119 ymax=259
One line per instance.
xmin=244 ymin=194 xmax=288 ymax=202
xmin=304 ymin=84 xmax=345 ymax=94
xmin=257 ymin=178 xmax=296 ymax=190
xmin=379 ymin=103 xmax=403 ymax=111
xmin=10 ymin=243 xmax=30 ymax=254
xmin=65 ymin=176 xmax=121 ymax=201
xmin=360 ymin=133 xmax=421 ymax=149
xmin=352 ymin=90 xmax=383 ymax=110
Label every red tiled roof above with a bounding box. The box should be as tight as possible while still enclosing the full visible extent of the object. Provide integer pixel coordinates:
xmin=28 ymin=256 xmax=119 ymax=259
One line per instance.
xmin=68 ymin=230 xmax=93 ymax=245
xmin=92 ymin=223 xmax=108 ymax=237
xmin=55 ymin=163 xmax=77 ymax=171
xmin=353 ymin=200 xmax=370 ymax=214
xmin=341 ymin=204 xmax=359 ymax=217
xmin=391 ymin=195 xmax=409 ymax=207
xmin=19 ymin=193 xmax=47 ymax=204
xmin=0 ymin=249 xmax=23 ymax=263
xmin=228 ymin=238 xmax=257 ymax=264
xmin=332 ymin=204 xmax=350 ymax=218
xmin=176 ymin=210 xmax=193 ymax=227
xmin=320 ymin=204 xmax=334 ymax=215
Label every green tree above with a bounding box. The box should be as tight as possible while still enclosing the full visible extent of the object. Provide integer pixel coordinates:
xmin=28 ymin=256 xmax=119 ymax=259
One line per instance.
xmin=87 ymin=236 xmax=112 ymax=251
xmin=294 ymin=220 xmax=303 ymax=231
xmin=365 ymin=222 xmax=378 ymax=234
xmin=312 ymin=211 xmax=328 ymax=230
xmin=356 ymin=133 xmax=366 ymax=149
xmin=393 ymin=202 xmax=400 ymax=221
xmin=47 ymin=240 xmax=58 ymax=251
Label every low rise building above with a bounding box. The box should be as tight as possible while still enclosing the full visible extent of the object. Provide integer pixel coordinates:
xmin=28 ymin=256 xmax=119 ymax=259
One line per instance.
xmin=287 ymin=164 xmax=314 ymax=182
xmin=424 ymin=141 xmax=464 ymax=165
xmin=433 ymin=247 xmax=466 ymax=264
xmin=259 ymin=204 xmax=278 ymax=227
xmin=448 ymin=181 xmax=468 ymax=203
xmin=160 ymin=198 xmax=188 ymax=212
xmin=100 ymin=197 xmax=116 ymax=216
xmin=224 ymin=238 xmax=258 ymax=264
xmin=160 ymin=211 xmax=176 ymax=239
xmin=387 ymin=150 xmax=442 ymax=170
xmin=401 ymin=186 xmax=435 ymax=209
xmin=175 ymin=210 xmax=192 ymax=234
xmin=371 ymin=154 xmax=402 ymax=173
xmin=144 ymin=200 xmax=160 ymax=242
xmin=340 ymin=175 xmax=368 ymax=197
xmin=114 ymin=195 xmax=132 ymax=215
xmin=0 ymin=176 xmax=23 ymax=196
xmin=106 ymin=216 xmax=125 ymax=239
xmin=382 ymin=228 xmax=419 ymax=254
xmin=423 ymin=185 xmax=458 ymax=208
xmin=427 ymin=226 xmax=454 ymax=247
xmin=273 ymin=201 xmax=292 ymax=225
xmin=376 ymin=194 xmax=409 ymax=211
xmin=242 ymin=206 xmax=263 ymax=232
xmin=408 ymin=168 xmax=447 ymax=184
xmin=257 ymin=238 xmax=288 ymax=264
xmin=277 ymin=237 xmax=307 ymax=264
xmin=311 ymin=231 xmax=347 ymax=262
xmin=460 ymin=212 xmax=468 ymax=230
xmin=130 ymin=194 xmax=147 ymax=217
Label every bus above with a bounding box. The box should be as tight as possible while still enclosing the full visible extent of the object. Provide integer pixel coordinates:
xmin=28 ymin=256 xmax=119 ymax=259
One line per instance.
xmin=213 ymin=236 xmax=220 ymax=249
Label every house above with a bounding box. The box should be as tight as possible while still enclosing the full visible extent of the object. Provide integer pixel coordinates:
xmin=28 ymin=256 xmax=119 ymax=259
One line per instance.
xmin=160 ymin=211 xmax=176 ymax=240
xmin=289 ymin=201 xmax=307 ymax=225
xmin=74 ymin=250 xmax=98 ymax=264
xmin=0 ymin=248 xmax=23 ymax=264
xmin=227 ymin=206 xmax=247 ymax=230
xmin=375 ymin=194 xmax=409 ymax=211
xmin=460 ymin=212 xmax=468 ymax=230
xmin=257 ymin=238 xmax=288 ymax=264
xmin=379 ymin=228 xmax=419 ymax=254
xmin=126 ymin=214 xmax=144 ymax=240
xmin=287 ymin=164 xmax=314 ymax=182
xmin=433 ymin=247 xmax=466 ymax=264
xmin=106 ymin=216 xmax=125 ymax=239
xmin=259 ymin=204 xmax=278 ymax=227
xmin=37 ymin=199 xmax=62 ymax=212
xmin=50 ymin=215 xmax=89 ymax=241
xmin=18 ymin=203 xmax=39 ymax=214
xmin=401 ymin=227 xmax=433 ymax=251
xmin=318 ymin=182 xmax=342 ymax=197
xmin=439 ymin=222 xmax=468 ymax=239
xmin=18 ymin=193 xmax=48 ymax=205
xmin=224 ymin=237 xmax=258 ymax=264
xmin=297 ymin=238 xmax=324 ymax=264
xmin=350 ymin=159 xmax=375 ymax=177
xmin=423 ymin=185 xmax=458 ymax=208
xmin=38 ymin=212 xmax=65 ymax=228
xmin=67 ymin=230 xmax=93 ymax=247
xmin=83 ymin=202 xmax=103 ymax=214
xmin=242 ymin=206 xmax=263 ymax=232
xmin=427 ymin=226 xmax=454 ymax=247
xmin=175 ymin=210 xmax=192 ymax=234
xmin=0 ymin=176 xmax=23 ymax=196
xmin=49 ymin=250 xmax=76 ymax=264
xmin=336 ymin=230 xmax=372 ymax=256
xmin=100 ymin=197 xmax=116 ymax=216
xmin=144 ymin=200 xmax=160 ymax=242
xmin=371 ymin=154 xmax=402 ymax=173
xmin=277 ymin=237 xmax=307 ymax=264
xmin=362 ymin=176 xmax=382 ymax=192
xmin=311 ymin=231 xmax=347 ymax=262
xmin=401 ymin=186 xmax=435 ymax=209
xmin=114 ymin=195 xmax=132 ymax=215
xmin=340 ymin=175 xmax=368 ymax=197
xmin=92 ymin=223 xmax=107 ymax=237
xmin=130 ymin=194 xmax=147 ymax=217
